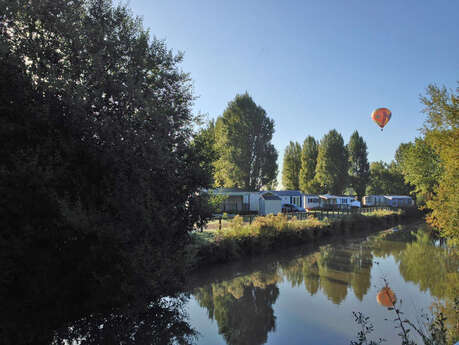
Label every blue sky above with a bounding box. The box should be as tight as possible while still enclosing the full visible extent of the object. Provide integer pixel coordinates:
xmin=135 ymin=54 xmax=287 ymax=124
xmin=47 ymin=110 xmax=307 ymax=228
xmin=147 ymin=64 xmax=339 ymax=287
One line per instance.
xmin=128 ymin=0 xmax=458 ymax=173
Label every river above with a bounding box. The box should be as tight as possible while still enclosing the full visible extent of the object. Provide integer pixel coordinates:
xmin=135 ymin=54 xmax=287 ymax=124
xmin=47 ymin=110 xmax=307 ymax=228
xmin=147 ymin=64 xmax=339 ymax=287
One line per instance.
xmin=185 ymin=222 xmax=458 ymax=345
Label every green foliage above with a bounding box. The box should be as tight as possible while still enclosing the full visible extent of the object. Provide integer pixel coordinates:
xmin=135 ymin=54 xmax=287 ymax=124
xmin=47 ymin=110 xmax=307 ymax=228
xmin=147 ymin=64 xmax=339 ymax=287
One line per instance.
xmin=396 ymin=138 xmax=442 ymax=204
xmin=299 ymin=136 xmax=320 ymax=193
xmin=420 ymin=83 xmax=459 ymax=242
xmin=347 ymin=131 xmax=370 ymax=200
xmin=366 ymin=161 xmax=412 ymax=195
xmin=282 ymin=141 xmax=302 ymax=190
xmin=193 ymin=271 xmax=280 ymax=345
xmin=190 ymin=191 xmax=228 ymax=231
xmin=0 ymin=0 xmax=209 ymax=342
xmin=193 ymin=120 xmax=218 ymax=186
xmin=213 ymin=93 xmax=278 ymax=191
xmin=314 ymin=129 xmax=349 ymax=194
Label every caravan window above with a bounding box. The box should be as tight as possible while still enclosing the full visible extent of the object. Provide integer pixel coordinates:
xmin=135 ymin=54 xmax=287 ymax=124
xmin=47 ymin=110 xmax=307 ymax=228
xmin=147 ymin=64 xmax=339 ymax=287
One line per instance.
xmin=291 ymin=196 xmax=301 ymax=206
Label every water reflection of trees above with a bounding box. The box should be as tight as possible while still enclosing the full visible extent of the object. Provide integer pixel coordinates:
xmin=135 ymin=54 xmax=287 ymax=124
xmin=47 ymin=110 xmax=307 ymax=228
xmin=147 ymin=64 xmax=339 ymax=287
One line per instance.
xmin=194 ymin=271 xmax=280 ymax=345
xmin=281 ymin=243 xmax=373 ymax=304
xmin=51 ymin=297 xmax=196 ymax=345
xmin=371 ymin=224 xmax=458 ymax=339
xmin=395 ymin=228 xmax=459 ymax=339
xmin=2 ymin=296 xmax=195 ymax=345
xmin=192 ymin=224 xmax=458 ymax=343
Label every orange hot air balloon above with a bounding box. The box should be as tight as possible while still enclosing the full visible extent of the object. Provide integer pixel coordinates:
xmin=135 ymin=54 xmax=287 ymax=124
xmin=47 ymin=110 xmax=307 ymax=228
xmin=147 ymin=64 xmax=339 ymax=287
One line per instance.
xmin=371 ymin=108 xmax=392 ymax=131
xmin=377 ymin=286 xmax=396 ymax=307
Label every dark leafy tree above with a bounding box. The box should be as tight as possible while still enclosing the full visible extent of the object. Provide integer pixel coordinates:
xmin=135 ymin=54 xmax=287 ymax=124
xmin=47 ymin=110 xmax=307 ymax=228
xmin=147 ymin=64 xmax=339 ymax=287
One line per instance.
xmin=214 ymin=93 xmax=278 ymax=191
xmin=314 ymin=130 xmax=349 ymax=194
xmin=347 ymin=131 xmax=370 ymax=200
xmin=1 ymin=0 xmax=207 ymax=343
xmin=299 ymin=136 xmax=319 ymax=193
xmin=193 ymin=120 xmax=218 ymax=186
xmin=282 ymin=141 xmax=302 ymax=190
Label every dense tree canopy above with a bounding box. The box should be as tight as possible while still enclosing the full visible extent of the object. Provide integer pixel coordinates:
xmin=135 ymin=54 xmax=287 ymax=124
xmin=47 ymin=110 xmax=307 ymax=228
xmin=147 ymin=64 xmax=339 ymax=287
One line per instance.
xmin=347 ymin=131 xmax=369 ymax=200
xmin=193 ymin=119 xmax=217 ymax=186
xmin=299 ymin=136 xmax=319 ymax=194
xmin=0 ymin=0 xmax=208 ymax=342
xmin=420 ymin=84 xmax=459 ymax=242
xmin=366 ymin=161 xmax=412 ymax=195
xmin=282 ymin=141 xmax=302 ymax=190
xmin=213 ymin=93 xmax=278 ymax=191
xmin=396 ymin=138 xmax=442 ymax=203
xmin=314 ymin=130 xmax=349 ymax=194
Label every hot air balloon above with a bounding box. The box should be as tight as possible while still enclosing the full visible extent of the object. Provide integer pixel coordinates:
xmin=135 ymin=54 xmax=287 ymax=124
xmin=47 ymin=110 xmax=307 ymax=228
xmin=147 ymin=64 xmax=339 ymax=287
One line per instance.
xmin=376 ymin=286 xmax=396 ymax=307
xmin=371 ymin=108 xmax=391 ymax=131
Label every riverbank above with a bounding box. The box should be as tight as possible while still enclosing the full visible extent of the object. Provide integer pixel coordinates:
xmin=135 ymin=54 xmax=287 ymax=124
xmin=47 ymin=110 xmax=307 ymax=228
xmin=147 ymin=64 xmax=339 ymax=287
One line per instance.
xmin=186 ymin=209 xmax=422 ymax=269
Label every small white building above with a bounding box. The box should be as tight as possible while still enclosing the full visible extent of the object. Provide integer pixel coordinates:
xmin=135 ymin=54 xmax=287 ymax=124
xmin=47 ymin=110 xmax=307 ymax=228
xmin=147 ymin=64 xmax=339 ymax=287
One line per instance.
xmin=259 ymin=192 xmax=282 ymax=215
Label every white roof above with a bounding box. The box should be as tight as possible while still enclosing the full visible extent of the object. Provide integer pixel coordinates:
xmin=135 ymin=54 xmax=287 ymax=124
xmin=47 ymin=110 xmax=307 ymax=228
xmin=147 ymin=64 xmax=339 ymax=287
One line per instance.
xmin=320 ymin=194 xmax=355 ymax=199
xmin=320 ymin=194 xmax=338 ymax=199
xmin=384 ymin=195 xmax=413 ymax=200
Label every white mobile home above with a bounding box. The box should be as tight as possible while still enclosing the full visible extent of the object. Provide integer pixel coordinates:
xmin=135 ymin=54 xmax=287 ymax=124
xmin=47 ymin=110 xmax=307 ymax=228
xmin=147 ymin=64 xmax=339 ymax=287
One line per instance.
xmin=362 ymin=195 xmax=387 ymax=207
xmin=303 ymin=195 xmax=320 ymax=210
xmin=266 ymin=190 xmax=304 ymax=209
xmin=208 ymin=188 xmax=255 ymax=213
xmin=362 ymin=195 xmax=415 ymax=208
xmin=384 ymin=195 xmax=415 ymax=208
xmin=319 ymin=194 xmax=356 ymax=210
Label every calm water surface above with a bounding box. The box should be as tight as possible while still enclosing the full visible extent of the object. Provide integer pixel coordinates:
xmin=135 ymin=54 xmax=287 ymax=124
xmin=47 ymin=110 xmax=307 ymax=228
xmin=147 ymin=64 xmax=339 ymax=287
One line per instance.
xmin=185 ymin=223 xmax=458 ymax=345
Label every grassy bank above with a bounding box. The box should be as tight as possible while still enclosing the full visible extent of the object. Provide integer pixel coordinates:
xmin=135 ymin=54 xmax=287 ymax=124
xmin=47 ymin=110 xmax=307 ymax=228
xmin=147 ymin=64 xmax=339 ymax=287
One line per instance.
xmin=187 ymin=209 xmax=421 ymax=269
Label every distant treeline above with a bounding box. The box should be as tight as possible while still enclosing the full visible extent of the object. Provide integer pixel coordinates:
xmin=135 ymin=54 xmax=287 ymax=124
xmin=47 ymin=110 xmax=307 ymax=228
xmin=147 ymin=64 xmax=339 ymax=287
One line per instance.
xmin=197 ymin=96 xmax=412 ymax=200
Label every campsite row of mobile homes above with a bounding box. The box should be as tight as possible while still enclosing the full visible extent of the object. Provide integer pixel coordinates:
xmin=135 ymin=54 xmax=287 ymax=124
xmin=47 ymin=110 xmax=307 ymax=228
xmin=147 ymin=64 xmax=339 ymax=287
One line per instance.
xmin=208 ymin=189 xmax=415 ymax=215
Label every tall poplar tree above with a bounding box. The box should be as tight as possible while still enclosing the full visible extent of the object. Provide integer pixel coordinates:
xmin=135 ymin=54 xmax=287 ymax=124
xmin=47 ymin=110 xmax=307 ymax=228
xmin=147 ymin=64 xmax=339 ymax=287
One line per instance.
xmin=282 ymin=141 xmax=302 ymax=190
xmin=299 ymin=136 xmax=319 ymax=193
xmin=213 ymin=93 xmax=278 ymax=191
xmin=314 ymin=130 xmax=349 ymax=194
xmin=347 ymin=131 xmax=370 ymax=200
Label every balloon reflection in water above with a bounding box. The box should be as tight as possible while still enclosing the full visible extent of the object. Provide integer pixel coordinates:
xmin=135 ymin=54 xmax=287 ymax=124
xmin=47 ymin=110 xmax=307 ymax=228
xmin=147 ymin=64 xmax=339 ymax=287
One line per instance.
xmin=377 ymin=286 xmax=397 ymax=307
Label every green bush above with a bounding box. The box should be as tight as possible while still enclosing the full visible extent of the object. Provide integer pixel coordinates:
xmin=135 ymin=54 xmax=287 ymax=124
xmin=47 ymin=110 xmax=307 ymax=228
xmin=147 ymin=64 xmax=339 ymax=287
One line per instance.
xmin=189 ymin=210 xmax=412 ymax=267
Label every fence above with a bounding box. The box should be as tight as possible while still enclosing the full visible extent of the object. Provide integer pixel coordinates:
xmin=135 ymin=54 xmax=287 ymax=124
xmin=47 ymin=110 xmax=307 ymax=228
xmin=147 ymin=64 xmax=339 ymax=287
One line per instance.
xmin=210 ymin=206 xmax=397 ymax=230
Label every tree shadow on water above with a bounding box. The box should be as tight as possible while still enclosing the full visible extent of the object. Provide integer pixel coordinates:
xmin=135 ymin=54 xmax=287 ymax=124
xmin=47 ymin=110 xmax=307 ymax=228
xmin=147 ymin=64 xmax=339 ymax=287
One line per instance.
xmin=1 ymin=296 xmax=196 ymax=345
